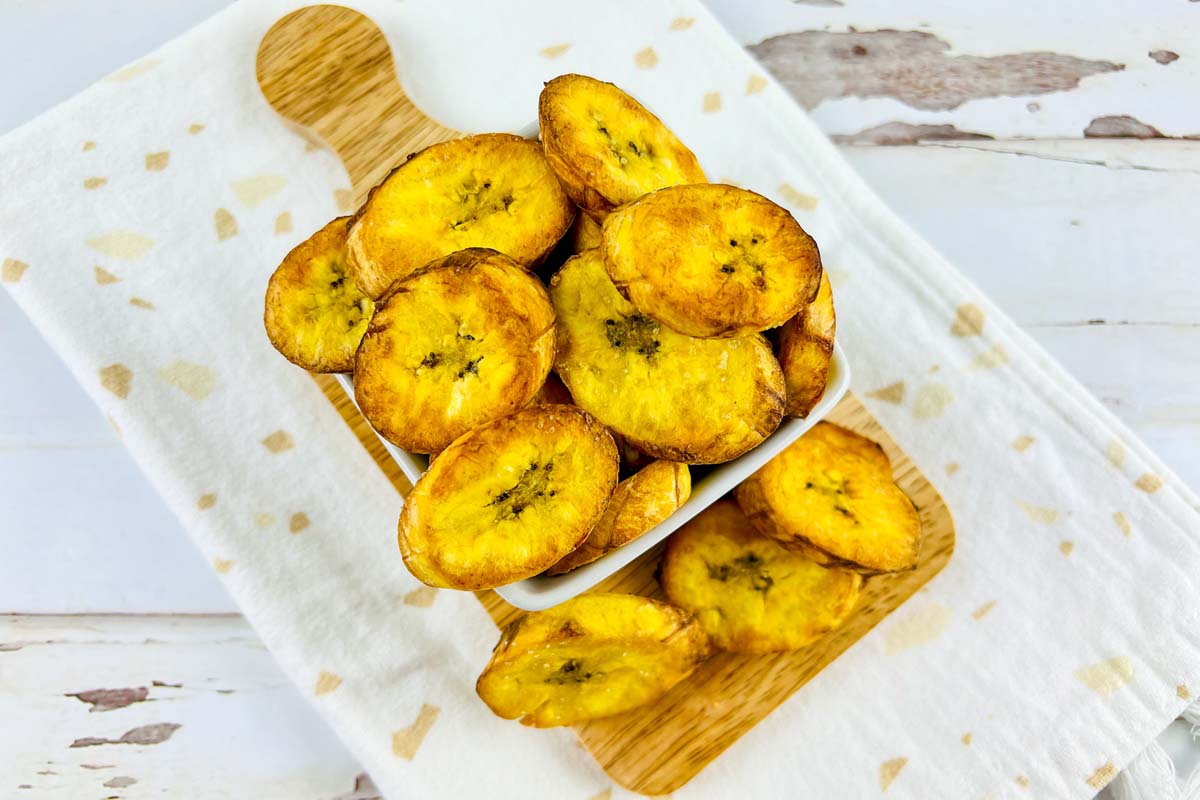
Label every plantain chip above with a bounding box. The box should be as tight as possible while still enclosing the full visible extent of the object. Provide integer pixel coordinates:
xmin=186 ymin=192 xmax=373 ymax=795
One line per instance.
xmin=398 ymin=404 xmax=618 ymax=590
xmin=263 ymin=216 xmax=373 ymax=372
xmin=661 ymin=500 xmax=862 ymax=652
xmin=546 ymin=459 xmax=690 ymax=575
xmin=354 ymin=248 xmax=556 ymax=454
xmin=778 ymin=270 xmax=835 ymax=417
xmin=345 ymin=133 xmax=575 ymax=298
xmin=736 ymin=422 xmax=921 ymax=574
xmin=601 ymin=183 xmax=822 ymax=338
xmin=550 ymin=249 xmax=784 ymax=464
xmin=539 ymin=74 xmax=706 ymax=221
xmin=476 ymin=593 xmax=711 ymax=727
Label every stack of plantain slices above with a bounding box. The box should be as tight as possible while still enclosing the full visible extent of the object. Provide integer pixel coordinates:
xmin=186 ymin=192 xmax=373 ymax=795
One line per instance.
xmin=262 ymin=73 xmax=919 ymax=728
xmin=661 ymin=421 xmax=920 ymax=655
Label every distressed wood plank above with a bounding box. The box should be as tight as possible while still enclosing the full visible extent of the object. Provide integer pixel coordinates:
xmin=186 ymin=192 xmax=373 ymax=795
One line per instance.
xmin=841 ymin=141 xmax=1200 ymax=327
xmin=710 ymin=0 xmax=1200 ymax=140
xmin=0 ymin=614 xmax=369 ymax=800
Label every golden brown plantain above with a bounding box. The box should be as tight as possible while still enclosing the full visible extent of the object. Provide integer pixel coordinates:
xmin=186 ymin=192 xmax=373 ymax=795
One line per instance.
xmin=550 ymin=249 xmax=784 ymax=464
xmin=661 ymin=501 xmax=862 ymax=652
xmin=476 ymin=593 xmax=711 ymax=727
xmin=778 ymin=271 xmax=835 ymax=417
xmin=263 ymin=216 xmax=373 ymax=372
xmin=601 ymin=183 xmax=822 ymax=338
xmin=736 ymin=422 xmax=921 ymax=574
xmin=398 ymin=404 xmax=618 ymax=590
xmin=354 ymin=249 xmax=555 ymax=454
xmin=345 ymin=133 xmax=575 ymax=298
xmin=539 ymin=74 xmax=706 ymax=221
xmin=546 ymin=460 xmax=690 ymax=574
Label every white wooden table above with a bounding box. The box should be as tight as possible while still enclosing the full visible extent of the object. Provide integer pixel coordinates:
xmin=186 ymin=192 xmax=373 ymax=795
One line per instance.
xmin=2 ymin=1 xmax=1197 ymax=796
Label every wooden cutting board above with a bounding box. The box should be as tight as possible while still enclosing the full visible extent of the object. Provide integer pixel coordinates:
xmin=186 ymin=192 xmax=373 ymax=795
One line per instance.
xmin=256 ymin=6 xmax=955 ymax=795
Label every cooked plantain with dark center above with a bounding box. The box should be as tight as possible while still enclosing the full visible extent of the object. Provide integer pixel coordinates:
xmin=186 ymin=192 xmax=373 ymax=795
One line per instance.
xmin=354 ymin=248 xmax=555 ymax=454
xmin=736 ymin=422 xmax=921 ymax=574
xmin=546 ymin=459 xmax=690 ymax=574
xmin=264 ymin=216 xmax=373 ymax=372
xmin=398 ymin=404 xmax=618 ymax=590
xmin=539 ymin=74 xmax=706 ymax=220
xmin=345 ymin=133 xmax=575 ymax=298
xmin=476 ymin=593 xmax=711 ymax=727
xmin=601 ymin=183 xmax=822 ymax=338
xmin=778 ymin=271 xmax=835 ymax=417
xmin=661 ymin=500 xmax=862 ymax=652
xmin=550 ymin=249 xmax=784 ymax=464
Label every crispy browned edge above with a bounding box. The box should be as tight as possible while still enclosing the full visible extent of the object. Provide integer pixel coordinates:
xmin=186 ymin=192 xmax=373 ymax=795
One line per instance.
xmin=777 ymin=272 xmax=835 ymax=417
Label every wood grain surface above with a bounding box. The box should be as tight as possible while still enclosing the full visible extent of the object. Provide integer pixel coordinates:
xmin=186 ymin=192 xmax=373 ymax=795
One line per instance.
xmin=256 ymin=5 xmax=953 ymax=794
xmin=256 ymin=4 xmax=459 ymax=198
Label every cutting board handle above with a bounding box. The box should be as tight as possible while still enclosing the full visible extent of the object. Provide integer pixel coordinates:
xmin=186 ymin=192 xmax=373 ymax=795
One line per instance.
xmin=256 ymin=4 xmax=459 ymax=197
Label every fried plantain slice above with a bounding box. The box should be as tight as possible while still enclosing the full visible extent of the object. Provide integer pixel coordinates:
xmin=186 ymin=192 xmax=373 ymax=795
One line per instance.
xmin=546 ymin=460 xmax=690 ymax=575
xmin=354 ymin=248 xmax=556 ymax=454
xmin=398 ymin=404 xmax=618 ymax=590
xmin=778 ymin=271 xmax=835 ymax=417
xmin=345 ymin=133 xmax=575 ymax=298
xmin=661 ymin=501 xmax=862 ymax=652
xmin=601 ymin=183 xmax=822 ymax=338
xmin=263 ymin=216 xmax=374 ymax=372
xmin=476 ymin=593 xmax=711 ymax=727
xmin=736 ymin=422 xmax=921 ymax=574
xmin=550 ymin=250 xmax=784 ymax=464
xmin=539 ymin=74 xmax=706 ymax=220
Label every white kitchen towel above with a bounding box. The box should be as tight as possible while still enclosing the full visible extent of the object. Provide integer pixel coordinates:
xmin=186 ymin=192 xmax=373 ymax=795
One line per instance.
xmin=3 ymin=1 xmax=1199 ymax=798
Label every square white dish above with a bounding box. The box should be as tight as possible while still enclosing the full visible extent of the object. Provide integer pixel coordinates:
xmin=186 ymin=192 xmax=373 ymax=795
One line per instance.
xmin=334 ymin=342 xmax=850 ymax=610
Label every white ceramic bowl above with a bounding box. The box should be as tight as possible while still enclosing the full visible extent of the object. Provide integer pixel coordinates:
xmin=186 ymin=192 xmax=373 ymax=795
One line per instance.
xmin=334 ymin=343 xmax=850 ymax=610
